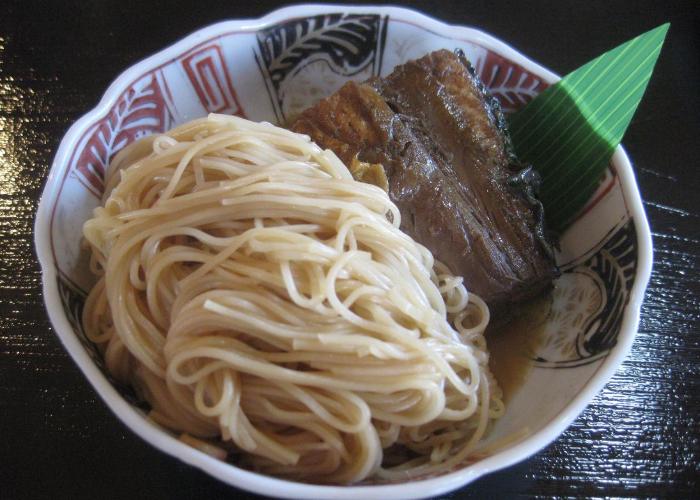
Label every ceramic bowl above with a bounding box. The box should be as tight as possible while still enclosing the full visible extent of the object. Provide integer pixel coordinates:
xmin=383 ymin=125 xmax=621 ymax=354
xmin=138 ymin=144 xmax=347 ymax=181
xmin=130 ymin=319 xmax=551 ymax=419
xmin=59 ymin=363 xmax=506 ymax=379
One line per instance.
xmin=35 ymin=4 xmax=653 ymax=498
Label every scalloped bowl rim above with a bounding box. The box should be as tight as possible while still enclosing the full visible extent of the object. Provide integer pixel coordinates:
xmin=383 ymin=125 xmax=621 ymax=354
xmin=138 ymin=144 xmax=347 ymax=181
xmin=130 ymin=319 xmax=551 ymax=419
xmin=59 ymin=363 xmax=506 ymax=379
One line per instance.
xmin=34 ymin=4 xmax=653 ymax=499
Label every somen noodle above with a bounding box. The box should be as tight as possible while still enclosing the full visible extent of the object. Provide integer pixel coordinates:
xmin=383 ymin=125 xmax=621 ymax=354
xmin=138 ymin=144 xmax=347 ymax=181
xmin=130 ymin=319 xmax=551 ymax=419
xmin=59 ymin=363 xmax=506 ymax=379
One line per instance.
xmin=82 ymin=113 xmax=503 ymax=483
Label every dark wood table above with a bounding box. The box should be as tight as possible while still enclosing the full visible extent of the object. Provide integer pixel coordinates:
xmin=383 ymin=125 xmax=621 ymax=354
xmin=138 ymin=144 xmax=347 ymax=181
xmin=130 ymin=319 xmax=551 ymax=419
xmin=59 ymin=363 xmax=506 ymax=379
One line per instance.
xmin=2 ymin=1 xmax=698 ymax=498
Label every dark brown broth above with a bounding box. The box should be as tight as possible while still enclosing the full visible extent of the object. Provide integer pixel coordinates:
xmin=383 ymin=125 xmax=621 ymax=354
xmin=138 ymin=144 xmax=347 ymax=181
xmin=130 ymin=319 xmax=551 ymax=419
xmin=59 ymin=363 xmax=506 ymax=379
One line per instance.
xmin=486 ymin=294 xmax=552 ymax=402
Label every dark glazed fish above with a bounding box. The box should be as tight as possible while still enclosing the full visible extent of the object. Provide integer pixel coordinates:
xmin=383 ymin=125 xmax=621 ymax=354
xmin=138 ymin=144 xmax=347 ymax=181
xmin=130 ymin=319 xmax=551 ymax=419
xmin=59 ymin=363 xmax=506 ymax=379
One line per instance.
xmin=292 ymin=50 xmax=557 ymax=308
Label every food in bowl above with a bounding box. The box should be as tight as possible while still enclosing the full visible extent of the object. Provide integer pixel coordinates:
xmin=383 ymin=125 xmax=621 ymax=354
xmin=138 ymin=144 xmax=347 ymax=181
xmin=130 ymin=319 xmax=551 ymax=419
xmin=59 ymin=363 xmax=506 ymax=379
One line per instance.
xmin=80 ymin=49 xmax=558 ymax=484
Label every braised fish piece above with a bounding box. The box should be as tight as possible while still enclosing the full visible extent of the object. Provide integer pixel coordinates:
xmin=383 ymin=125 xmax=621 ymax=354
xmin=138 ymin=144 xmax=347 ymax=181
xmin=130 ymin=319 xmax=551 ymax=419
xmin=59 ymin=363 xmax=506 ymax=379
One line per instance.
xmin=292 ymin=49 xmax=557 ymax=308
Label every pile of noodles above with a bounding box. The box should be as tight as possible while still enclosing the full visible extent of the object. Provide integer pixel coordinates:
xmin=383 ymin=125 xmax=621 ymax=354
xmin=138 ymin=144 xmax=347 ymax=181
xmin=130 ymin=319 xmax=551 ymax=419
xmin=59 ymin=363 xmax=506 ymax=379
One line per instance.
xmin=82 ymin=114 xmax=503 ymax=483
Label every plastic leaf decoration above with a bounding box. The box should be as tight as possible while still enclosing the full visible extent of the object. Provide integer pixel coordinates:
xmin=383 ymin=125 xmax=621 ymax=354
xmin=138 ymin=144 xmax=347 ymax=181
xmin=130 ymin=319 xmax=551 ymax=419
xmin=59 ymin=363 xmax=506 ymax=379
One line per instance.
xmin=508 ymin=23 xmax=669 ymax=232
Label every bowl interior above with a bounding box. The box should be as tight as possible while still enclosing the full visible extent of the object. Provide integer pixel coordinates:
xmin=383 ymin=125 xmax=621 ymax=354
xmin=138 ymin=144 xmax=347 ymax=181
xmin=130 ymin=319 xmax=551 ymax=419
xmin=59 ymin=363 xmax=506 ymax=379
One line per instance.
xmin=39 ymin=5 xmax=646 ymax=496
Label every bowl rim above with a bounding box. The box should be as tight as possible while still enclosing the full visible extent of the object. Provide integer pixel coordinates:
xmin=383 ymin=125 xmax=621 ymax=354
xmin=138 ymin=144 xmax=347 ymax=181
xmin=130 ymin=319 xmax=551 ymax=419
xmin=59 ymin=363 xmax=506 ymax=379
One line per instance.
xmin=34 ymin=4 xmax=653 ymax=499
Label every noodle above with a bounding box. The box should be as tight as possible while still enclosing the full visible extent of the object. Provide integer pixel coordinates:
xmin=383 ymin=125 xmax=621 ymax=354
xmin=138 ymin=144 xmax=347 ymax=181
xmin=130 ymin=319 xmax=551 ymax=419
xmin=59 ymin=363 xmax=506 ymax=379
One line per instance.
xmin=82 ymin=113 xmax=503 ymax=483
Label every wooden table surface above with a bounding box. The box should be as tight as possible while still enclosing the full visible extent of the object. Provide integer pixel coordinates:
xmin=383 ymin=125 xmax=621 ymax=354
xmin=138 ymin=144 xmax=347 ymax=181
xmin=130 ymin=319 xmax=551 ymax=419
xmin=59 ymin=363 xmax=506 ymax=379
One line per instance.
xmin=1 ymin=1 xmax=698 ymax=498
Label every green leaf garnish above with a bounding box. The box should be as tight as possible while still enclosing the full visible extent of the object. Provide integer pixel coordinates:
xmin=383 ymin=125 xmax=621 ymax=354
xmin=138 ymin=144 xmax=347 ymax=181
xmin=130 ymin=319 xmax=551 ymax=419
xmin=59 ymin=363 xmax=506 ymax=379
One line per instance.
xmin=509 ymin=23 xmax=669 ymax=232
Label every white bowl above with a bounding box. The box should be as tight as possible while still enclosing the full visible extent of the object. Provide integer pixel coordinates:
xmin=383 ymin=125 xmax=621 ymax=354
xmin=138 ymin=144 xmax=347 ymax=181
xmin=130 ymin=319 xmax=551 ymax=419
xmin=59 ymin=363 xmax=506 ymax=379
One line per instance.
xmin=35 ymin=4 xmax=653 ymax=499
